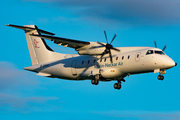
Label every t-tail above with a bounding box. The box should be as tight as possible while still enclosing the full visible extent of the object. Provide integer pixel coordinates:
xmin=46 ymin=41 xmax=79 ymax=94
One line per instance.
xmin=6 ymin=24 xmax=64 ymax=65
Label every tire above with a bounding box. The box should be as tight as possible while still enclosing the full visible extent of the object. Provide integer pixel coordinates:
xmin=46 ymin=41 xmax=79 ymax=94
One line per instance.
xmin=94 ymin=80 xmax=99 ymax=85
xmin=117 ymin=84 xmax=122 ymax=90
xmin=158 ymin=75 xmax=161 ymax=80
xmin=160 ymin=76 xmax=164 ymax=80
xmin=114 ymin=83 xmax=118 ymax=89
xmin=91 ymin=79 xmax=95 ymax=84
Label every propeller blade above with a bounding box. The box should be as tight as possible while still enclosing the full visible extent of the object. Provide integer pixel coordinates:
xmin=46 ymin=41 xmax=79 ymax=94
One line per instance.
xmin=104 ymin=30 xmax=108 ymax=43
xmin=100 ymin=49 xmax=107 ymax=60
xmin=154 ymin=40 xmax=157 ymax=48
xmin=110 ymin=33 xmax=117 ymax=44
xmin=111 ymin=47 xmax=120 ymax=52
xmin=97 ymin=42 xmax=106 ymax=46
xmin=109 ymin=49 xmax=113 ymax=63
xmin=162 ymin=45 xmax=167 ymax=51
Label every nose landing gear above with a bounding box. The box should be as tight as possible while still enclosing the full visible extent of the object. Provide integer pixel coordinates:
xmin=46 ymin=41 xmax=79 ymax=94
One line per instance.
xmin=157 ymin=70 xmax=166 ymax=80
xmin=158 ymin=75 xmax=164 ymax=80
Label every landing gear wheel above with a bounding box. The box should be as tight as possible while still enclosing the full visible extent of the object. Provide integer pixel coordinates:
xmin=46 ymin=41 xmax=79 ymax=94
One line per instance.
xmin=158 ymin=75 xmax=164 ymax=80
xmin=117 ymin=83 xmax=122 ymax=90
xmin=114 ymin=83 xmax=122 ymax=90
xmin=91 ymin=79 xmax=95 ymax=85
xmin=114 ymin=83 xmax=118 ymax=89
xmin=94 ymin=79 xmax=99 ymax=85
xmin=160 ymin=75 xmax=164 ymax=80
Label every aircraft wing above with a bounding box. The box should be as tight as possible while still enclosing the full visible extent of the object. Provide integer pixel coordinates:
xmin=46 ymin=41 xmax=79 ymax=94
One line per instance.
xmin=32 ymin=34 xmax=90 ymax=49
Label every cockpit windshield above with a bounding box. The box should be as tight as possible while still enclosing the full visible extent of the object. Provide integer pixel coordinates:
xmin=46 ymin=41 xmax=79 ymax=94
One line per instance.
xmin=146 ymin=50 xmax=153 ymax=55
xmin=154 ymin=51 xmax=165 ymax=55
xmin=146 ymin=50 xmax=165 ymax=55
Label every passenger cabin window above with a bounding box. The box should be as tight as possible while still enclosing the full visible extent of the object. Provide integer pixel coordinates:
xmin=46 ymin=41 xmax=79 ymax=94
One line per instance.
xmin=122 ymin=56 xmax=124 ymax=60
xmin=94 ymin=59 xmax=96 ymax=63
xmin=88 ymin=60 xmax=90 ymax=64
xmin=128 ymin=55 xmax=130 ymax=59
xmin=116 ymin=57 xmax=118 ymax=60
xmin=137 ymin=54 xmax=139 ymax=58
xmin=82 ymin=61 xmax=84 ymax=64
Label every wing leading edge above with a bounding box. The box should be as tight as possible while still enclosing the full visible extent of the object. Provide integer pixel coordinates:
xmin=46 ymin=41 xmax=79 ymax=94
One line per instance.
xmin=31 ymin=34 xmax=90 ymax=49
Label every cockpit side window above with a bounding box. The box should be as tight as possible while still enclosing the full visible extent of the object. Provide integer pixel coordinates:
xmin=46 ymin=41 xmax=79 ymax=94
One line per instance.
xmin=155 ymin=51 xmax=165 ymax=55
xmin=146 ymin=50 xmax=153 ymax=55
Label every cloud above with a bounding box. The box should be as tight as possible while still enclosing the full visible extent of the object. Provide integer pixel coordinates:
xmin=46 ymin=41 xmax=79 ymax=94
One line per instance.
xmin=0 ymin=92 xmax=59 ymax=108
xmin=0 ymin=93 xmax=59 ymax=106
xmin=24 ymin=0 xmax=180 ymax=26
xmin=0 ymin=61 xmax=62 ymax=113
xmin=0 ymin=92 xmax=61 ymax=113
xmin=91 ymin=110 xmax=180 ymax=120
xmin=0 ymin=61 xmax=38 ymax=91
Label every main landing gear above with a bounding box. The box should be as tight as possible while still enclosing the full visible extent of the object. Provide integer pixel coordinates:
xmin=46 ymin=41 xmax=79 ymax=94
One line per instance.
xmin=91 ymin=74 xmax=100 ymax=85
xmin=114 ymin=79 xmax=125 ymax=90
xmin=91 ymin=74 xmax=126 ymax=90
xmin=91 ymin=79 xmax=99 ymax=85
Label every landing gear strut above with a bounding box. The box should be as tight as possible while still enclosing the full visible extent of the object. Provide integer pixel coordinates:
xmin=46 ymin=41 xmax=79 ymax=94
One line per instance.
xmin=114 ymin=79 xmax=125 ymax=90
xmin=158 ymin=75 xmax=164 ymax=80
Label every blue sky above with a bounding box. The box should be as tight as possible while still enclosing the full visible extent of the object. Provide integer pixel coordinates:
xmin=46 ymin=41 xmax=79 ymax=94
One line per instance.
xmin=0 ymin=0 xmax=180 ymax=120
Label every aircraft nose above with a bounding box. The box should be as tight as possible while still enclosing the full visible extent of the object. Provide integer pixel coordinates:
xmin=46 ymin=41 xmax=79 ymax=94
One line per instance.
xmin=166 ymin=57 xmax=176 ymax=68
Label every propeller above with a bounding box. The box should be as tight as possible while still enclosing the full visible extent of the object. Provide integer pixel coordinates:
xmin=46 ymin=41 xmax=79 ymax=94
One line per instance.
xmin=97 ymin=30 xmax=120 ymax=63
xmin=154 ymin=40 xmax=167 ymax=51
xmin=154 ymin=40 xmax=157 ymax=48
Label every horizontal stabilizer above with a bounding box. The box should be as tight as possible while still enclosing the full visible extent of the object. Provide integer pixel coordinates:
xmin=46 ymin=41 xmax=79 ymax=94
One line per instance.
xmin=6 ymin=24 xmax=55 ymax=35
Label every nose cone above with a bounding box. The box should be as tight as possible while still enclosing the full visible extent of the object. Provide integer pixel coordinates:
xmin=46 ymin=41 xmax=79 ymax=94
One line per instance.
xmin=166 ymin=57 xmax=176 ymax=69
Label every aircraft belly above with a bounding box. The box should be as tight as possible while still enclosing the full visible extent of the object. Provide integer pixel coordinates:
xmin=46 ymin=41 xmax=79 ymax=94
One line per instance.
xmin=51 ymin=64 xmax=94 ymax=80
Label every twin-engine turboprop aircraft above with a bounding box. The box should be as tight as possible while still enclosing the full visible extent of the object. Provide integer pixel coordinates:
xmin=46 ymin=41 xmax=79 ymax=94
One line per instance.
xmin=7 ymin=24 xmax=177 ymax=90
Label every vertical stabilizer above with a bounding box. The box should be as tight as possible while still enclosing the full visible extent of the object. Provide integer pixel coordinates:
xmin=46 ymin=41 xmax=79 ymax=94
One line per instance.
xmin=24 ymin=25 xmax=53 ymax=65
xmin=7 ymin=24 xmax=64 ymax=65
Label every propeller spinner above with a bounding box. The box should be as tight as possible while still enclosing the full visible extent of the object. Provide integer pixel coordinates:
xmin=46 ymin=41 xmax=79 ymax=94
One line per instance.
xmin=97 ymin=30 xmax=120 ymax=63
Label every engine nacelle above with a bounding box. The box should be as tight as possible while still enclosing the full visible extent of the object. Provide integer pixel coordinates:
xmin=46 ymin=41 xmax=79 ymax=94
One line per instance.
xmin=77 ymin=42 xmax=105 ymax=55
xmin=100 ymin=68 xmax=123 ymax=79
xmin=78 ymin=47 xmax=105 ymax=55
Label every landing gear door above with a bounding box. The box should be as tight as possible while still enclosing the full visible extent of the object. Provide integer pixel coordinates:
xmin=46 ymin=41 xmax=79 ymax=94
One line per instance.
xmin=135 ymin=52 xmax=141 ymax=62
xmin=92 ymin=69 xmax=100 ymax=76
xmin=71 ymin=60 xmax=77 ymax=76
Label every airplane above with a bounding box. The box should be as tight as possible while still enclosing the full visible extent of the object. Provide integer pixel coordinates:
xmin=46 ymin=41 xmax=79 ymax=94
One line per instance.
xmin=7 ymin=24 xmax=177 ymax=90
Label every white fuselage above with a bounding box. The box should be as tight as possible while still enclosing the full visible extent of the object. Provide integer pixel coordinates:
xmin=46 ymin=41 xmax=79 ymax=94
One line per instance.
xmin=25 ymin=47 xmax=175 ymax=81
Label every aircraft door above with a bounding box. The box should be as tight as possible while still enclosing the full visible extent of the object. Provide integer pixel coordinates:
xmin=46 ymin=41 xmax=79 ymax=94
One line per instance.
xmin=71 ymin=60 xmax=77 ymax=76
xmin=135 ymin=52 xmax=141 ymax=62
